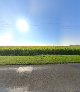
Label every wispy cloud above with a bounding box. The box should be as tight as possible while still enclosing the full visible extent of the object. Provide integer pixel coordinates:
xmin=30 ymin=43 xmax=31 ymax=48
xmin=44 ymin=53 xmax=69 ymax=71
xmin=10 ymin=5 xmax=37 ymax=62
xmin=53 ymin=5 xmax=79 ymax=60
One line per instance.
xmin=29 ymin=0 xmax=62 ymax=16
xmin=60 ymin=37 xmax=80 ymax=46
xmin=0 ymin=32 xmax=15 ymax=46
xmin=29 ymin=0 xmax=51 ymax=15
xmin=13 ymin=42 xmax=50 ymax=46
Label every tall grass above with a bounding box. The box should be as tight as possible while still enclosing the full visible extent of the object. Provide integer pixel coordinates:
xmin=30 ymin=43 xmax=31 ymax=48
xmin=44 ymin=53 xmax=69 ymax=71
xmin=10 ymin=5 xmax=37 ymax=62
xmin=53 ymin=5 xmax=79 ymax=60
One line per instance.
xmin=0 ymin=46 xmax=80 ymax=56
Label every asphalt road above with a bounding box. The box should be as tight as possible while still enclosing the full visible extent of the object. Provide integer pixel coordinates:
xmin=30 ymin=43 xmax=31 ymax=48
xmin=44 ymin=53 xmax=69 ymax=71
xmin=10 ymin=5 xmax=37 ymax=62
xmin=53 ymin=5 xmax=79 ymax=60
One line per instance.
xmin=0 ymin=64 xmax=80 ymax=92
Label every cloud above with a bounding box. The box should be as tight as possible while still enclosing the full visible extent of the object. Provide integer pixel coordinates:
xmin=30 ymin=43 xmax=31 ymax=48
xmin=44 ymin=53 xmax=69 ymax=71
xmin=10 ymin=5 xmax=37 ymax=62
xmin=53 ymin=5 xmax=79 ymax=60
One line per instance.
xmin=0 ymin=32 xmax=15 ymax=46
xmin=13 ymin=42 xmax=50 ymax=46
xmin=29 ymin=0 xmax=62 ymax=16
xmin=0 ymin=31 xmax=53 ymax=46
xmin=60 ymin=37 xmax=80 ymax=46
xmin=29 ymin=0 xmax=49 ymax=15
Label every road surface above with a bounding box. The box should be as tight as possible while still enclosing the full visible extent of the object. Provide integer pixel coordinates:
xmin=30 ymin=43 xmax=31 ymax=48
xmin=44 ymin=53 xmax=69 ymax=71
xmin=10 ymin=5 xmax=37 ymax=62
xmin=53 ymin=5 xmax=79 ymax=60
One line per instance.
xmin=0 ymin=64 xmax=80 ymax=92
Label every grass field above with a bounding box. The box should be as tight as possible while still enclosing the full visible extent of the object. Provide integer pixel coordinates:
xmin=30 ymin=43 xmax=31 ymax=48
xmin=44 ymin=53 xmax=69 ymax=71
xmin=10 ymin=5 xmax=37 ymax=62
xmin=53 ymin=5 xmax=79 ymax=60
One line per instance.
xmin=0 ymin=46 xmax=79 ymax=65
xmin=0 ymin=55 xmax=80 ymax=65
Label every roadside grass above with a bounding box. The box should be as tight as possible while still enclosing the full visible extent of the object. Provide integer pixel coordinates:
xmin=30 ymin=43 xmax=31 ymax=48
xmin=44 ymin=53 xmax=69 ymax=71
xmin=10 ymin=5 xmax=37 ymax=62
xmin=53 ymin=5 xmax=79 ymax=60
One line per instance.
xmin=0 ymin=55 xmax=80 ymax=65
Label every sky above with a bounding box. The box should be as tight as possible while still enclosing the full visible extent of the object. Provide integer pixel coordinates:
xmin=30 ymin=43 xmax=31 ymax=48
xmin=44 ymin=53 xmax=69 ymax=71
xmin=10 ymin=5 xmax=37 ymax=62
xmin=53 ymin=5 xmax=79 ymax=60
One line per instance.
xmin=0 ymin=0 xmax=80 ymax=46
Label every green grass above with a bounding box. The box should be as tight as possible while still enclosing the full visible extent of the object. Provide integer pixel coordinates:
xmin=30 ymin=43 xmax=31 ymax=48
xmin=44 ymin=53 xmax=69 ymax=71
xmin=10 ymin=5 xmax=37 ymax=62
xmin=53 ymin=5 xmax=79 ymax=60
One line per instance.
xmin=0 ymin=46 xmax=80 ymax=65
xmin=0 ymin=55 xmax=80 ymax=65
xmin=0 ymin=46 xmax=80 ymax=55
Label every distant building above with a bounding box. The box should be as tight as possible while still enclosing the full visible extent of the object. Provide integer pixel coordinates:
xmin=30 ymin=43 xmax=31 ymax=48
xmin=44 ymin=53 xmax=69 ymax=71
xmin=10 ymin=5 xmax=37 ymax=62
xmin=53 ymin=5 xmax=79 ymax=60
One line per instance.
xmin=69 ymin=45 xmax=80 ymax=46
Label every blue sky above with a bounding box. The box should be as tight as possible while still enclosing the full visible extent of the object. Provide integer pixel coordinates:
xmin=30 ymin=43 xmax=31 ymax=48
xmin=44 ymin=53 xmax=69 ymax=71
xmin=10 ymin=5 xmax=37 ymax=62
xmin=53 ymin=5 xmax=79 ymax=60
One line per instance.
xmin=0 ymin=0 xmax=80 ymax=46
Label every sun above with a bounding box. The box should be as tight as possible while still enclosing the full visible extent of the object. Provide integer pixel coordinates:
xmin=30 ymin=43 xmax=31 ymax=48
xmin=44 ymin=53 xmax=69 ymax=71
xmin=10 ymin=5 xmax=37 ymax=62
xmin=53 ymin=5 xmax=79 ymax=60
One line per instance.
xmin=16 ymin=19 xmax=29 ymax=32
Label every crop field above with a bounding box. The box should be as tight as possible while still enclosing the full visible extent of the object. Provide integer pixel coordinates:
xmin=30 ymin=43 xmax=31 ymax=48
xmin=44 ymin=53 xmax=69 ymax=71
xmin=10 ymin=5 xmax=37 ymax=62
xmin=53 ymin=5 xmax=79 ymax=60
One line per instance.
xmin=0 ymin=46 xmax=80 ymax=56
xmin=0 ymin=46 xmax=79 ymax=65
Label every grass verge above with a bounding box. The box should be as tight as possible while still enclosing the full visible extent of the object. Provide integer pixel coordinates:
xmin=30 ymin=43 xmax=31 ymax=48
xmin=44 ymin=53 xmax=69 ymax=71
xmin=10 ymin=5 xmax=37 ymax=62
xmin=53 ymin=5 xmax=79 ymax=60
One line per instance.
xmin=0 ymin=55 xmax=80 ymax=65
